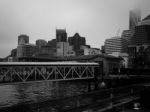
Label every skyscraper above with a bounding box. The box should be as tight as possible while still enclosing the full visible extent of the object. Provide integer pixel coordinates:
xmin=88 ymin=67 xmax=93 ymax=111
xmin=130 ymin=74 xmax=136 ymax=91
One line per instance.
xmin=131 ymin=25 xmax=150 ymax=46
xmin=129 ymin=8 xmax=141 ymax=30
xmin=68 ymin=33 xmax=86 ymax=51
xmin=56 ymin=29 xmax=67 ymax=42
xmin=18 ymin=34 xmax=29 ymax=45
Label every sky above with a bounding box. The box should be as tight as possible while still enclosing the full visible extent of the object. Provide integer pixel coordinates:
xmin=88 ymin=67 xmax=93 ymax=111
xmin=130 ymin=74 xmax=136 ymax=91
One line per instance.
xmin=0 ymin=0 xmax=150 ymax=58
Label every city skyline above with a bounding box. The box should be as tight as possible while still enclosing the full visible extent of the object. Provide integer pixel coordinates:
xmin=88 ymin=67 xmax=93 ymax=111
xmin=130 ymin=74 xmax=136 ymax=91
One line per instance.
xmin=0 ymin=0 xmax=150 ymax=57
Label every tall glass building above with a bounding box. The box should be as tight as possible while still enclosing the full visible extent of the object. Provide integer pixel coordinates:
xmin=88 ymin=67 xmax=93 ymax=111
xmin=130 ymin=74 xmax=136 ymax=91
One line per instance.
xmin=129 ymin=8 xmax=141 ymax=30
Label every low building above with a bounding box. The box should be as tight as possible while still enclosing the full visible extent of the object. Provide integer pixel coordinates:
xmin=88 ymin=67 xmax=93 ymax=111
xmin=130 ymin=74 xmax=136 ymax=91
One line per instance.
xmin=56 ymin=42 xmax=75 ymax=57
xmin=83 ymin=48 xmax=101 ymax=55
xmin=17 ymin=44 xmax=37 ymax=57
xmin=8 ymin=57 xmax=18 ymax=62
xmin=17 ymin=54 xmax=123 ymax=76
xmin=39 ymin=45 xmax=56 ymax=57
xmin=76 ymin=46 xmax=101 ymax=56
xmin=109 ymin=52 xmax=129 ymax=68
xmin=57 ymin=54 xmax=123 ymax=75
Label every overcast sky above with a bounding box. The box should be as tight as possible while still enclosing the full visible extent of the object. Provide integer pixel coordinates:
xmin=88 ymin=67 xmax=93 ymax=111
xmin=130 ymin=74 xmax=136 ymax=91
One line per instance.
xmin=0 ymin=0 xmax=150 ymax=58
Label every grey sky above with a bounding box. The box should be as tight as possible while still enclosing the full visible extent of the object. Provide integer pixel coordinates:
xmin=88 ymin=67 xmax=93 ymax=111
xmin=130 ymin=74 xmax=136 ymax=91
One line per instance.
xmin=0 ymin=0 xmax=150 ymax=58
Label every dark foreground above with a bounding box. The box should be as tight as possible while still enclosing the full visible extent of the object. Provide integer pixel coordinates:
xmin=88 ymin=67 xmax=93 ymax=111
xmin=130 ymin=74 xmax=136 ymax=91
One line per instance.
xmin=0 ymin=78 xmax=150 ymax=112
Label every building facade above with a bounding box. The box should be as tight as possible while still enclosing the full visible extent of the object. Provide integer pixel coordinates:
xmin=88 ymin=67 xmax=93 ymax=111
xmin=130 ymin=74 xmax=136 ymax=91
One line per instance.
xmin=47 ymin=39 xmax=56 ymax=48
xmin=141 ymin=15 xmax=150 ymax=25
xmin=36 ymin=39 xmax=47 ymax=47
xmin=104 ymin=36 xmax=128 ymax=54
xmin=130 ymin=25 xmax=150 ymax=46
xmin=129 ymin=8 xmax=141 ymax=30
xmin=17 ymin=44 xmax=37 ymax=57
xmin=39 ymin=45 xmax=56 ymax=57
xmin=18 ymin=34 xmax=29 ymax=45
xmin=79 ymin=46 xmax=101 ymax=55
xmin=128 ymin=24 xmax=150 ymax=68
xmin=56 ymin=29 xmax=67 ymax=42
xmin=68 ymin=33 xmax=86 ymax=51
xmin=121 ymin=30 xmax=134 ymax=46
xmin=56 ymin=42 xmax=75 ymax=57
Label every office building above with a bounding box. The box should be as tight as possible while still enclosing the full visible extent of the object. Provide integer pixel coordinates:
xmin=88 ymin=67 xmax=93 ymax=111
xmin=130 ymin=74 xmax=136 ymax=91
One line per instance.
xmin=129 ymin=8 xmax=141 ymax=30
xmin=79 ymin=46 xmax=101 ymax=55
xmin=17 ymin=44 xmax=37 ymax=57
xmin=36 ymin=39 xmax=47 ymax=47
xmin=18 ymin=34 xmax=29 ymax=45
xmin=10 ymin=48 xmax=17 ymax=57
xmin=47 ymin=39 xmax=56 ymax=48
xmin=56 ymin=42 xmax=75 ymax=57
xmin=121 ymin=30 xmax=134 ymax=45
xmin=130 ymin=25 xmax=150 ymax=46
xmin=39 ymin=45 xmax=56 ymax=57
xmin=68 ymin=33 xmax=86 ymax=51
xmin=56 ymin=29 xmax=67 ymax=42
xmin=104 ymin=36 xmax=128 ymax=54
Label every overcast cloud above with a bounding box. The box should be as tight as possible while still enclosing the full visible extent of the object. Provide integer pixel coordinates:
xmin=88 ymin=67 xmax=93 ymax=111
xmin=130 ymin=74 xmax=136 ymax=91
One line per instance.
xmin=0 ymin=0 xmax=150 ymax=57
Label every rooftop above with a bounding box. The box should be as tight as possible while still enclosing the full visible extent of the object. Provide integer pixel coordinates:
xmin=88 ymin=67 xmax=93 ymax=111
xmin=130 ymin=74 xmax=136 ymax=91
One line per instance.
xmin=143 ymin=15 xmax=150 ymax=21
xmin=0 ymin=61 xmax=98 ymax=65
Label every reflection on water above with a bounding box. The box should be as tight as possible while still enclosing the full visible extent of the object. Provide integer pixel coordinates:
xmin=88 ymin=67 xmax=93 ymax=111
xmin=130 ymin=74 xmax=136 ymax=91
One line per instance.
xmin=0 ymin=80 xmax=89 ymax=111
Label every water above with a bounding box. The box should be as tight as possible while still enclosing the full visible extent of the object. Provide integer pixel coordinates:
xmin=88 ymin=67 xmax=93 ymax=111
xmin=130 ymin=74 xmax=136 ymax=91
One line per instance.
xmin=0 ymin=80 xmax=89 ymax=112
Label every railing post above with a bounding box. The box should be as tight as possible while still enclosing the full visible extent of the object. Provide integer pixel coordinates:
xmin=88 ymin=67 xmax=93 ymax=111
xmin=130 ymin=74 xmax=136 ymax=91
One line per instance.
xmin=131 ymin=87 xmax=134 ymax=101
xmin=110 ymin=88 xmax=114 ymax=108
xmin=88 ymin=82 xmax=91 ymax=92
xmin=76 ymin=96 xmax=80 ymax=107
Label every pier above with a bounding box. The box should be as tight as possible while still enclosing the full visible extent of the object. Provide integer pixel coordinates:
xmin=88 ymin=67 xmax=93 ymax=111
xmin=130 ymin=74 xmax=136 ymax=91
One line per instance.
xmin=0 ymin=62 xmax=99 ymax=83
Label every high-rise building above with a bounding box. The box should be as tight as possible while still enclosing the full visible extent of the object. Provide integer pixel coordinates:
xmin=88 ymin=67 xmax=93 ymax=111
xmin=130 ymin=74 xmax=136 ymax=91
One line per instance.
xmin=36 ymin=39 xmax=47 ymax=47
xmin=130 ymin=25 xmax=150 ymax=46
xmin=104 ymin=36 xmax=128 ymax=54
xmin=121 ymin=30 xmax=134 ymax=46
xmin=18 ymin=34 xmax=29 ymax=45
xmin=68 ymin=33 xmax=86 ymax=51
xmin=129 ymin=8 xmax=141 ymax=30
xmin=56 ymin=29 xmax=67 ymax=42
xmin=128 ymin=15 xmax=150 ymax=68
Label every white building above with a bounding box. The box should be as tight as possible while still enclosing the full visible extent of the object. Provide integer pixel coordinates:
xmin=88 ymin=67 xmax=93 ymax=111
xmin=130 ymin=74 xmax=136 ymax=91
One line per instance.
xmin=80 ymin=46 xmax=101 ymax=55
xmin=84 ymin=48 xmax=101 ymax=55
xmin=104 ymin=36 xmax=128 ymax=54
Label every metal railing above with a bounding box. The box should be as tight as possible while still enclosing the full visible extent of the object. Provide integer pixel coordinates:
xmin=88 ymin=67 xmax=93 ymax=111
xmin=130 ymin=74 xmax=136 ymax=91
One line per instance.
xmin=59 ymin=84 xmax=144 ymax=112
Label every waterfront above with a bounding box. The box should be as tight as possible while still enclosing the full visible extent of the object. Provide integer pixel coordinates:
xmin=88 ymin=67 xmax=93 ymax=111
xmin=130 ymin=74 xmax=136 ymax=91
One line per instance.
xmin=0 ymin=79 xmax=146 ymax=112
xmin=0 ymin=80 xmax=90 ymax=112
